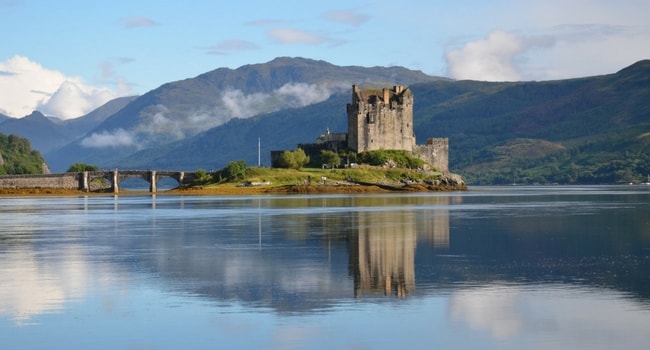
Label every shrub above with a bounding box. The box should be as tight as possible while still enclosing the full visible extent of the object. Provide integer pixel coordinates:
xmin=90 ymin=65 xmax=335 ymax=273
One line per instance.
xmin=320 ymin=150 xmax=340 ymax=168
xmin=222 ymin=160 xmax=247 ymax=181
xmin=193 ymin=168 xmax=211 ymax=184
xmin=66 ymin=163 xmax=99 ymax=172
xmin=277 ymin=148 xmax=310 ymax=170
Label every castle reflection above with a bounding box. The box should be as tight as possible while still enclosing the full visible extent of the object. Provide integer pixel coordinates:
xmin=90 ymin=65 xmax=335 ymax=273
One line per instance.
xmin=349 ymin=196 xmax=451 ymax=297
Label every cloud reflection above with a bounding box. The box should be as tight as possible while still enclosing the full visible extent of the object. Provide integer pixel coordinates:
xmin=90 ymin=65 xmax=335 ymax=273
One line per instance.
xmin=449 ymin=285 xmax=524 ymax=339
xmin=448 ymin=284 xmax=650 ymax=348
xmin=0 ymin=248 xmax=90 ymax=325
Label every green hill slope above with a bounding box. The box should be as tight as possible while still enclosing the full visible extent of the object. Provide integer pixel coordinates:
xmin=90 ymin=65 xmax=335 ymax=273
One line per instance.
xmin=44 ymin=58 xmax=650 ymax=184
xmin=121 ymin=60 xmax=650 ymax=184
xmin=46 ymin=57 xmax=440 ymax=171
xmin=411 ymin=60 xmax=650 ymax=184
xmin=0 ymin=133 xmax=48 ymax=174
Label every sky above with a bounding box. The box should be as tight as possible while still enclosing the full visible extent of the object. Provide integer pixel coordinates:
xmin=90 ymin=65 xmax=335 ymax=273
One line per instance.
xmin=1 ymin=0 xmax=649 ymax=120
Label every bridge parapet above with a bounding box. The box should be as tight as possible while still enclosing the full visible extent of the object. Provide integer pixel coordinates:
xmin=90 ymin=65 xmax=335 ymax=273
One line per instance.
xmin=1 ymin=170 xmax=195 ymax=193
xmin=0 ymin=172 xmax=81 ymax=190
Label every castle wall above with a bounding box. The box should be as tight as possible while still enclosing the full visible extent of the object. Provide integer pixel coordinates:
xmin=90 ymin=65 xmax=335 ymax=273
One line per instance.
xmin=413 ymin=138 xmax=449 ymax=173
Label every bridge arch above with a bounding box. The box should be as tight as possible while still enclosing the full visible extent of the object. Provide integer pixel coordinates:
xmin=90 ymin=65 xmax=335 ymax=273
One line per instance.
xmin=82 ymin=170 xmax=195 ymax=193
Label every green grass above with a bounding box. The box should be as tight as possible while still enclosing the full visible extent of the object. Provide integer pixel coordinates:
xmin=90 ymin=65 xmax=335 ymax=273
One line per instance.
xmin=210 ymin=166 xmax=444 ymax=187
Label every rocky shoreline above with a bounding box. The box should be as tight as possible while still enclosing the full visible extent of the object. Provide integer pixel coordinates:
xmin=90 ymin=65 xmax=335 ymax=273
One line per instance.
xmin=0 ymin=181 xmax=466 ymax=196
xmin=0 ymin=173 xmax=466 ymax=196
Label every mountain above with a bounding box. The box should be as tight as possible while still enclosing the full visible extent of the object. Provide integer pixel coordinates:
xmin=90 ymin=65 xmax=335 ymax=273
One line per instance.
xmin=120 ymin=60 xmax=650 ymax=185
xmin=0 ymin=96 xmax=136 ymax=156
xmin=45 ymin=57 xmax=441 ymax=171
xmin=4 ymin=57 xmax=648 ymax=184
xmin=118 ymin=93 xmax=351 ymax=170
xmin=0 ymin=111 xmax=71 ymax=154
xmin=411 ymin=59 xmax=650 ymax=184
xmin=61 ymin=96 xmax=138 ymax=139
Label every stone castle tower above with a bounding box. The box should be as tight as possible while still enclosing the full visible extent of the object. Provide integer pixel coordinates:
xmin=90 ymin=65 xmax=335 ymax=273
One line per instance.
xmin=347 ymin=85 xmax=416 ymax=153
xmin=273 ymin=84 xmax=449 ymax=173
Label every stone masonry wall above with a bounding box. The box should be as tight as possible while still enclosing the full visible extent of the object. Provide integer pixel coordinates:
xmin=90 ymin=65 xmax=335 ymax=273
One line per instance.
xmin=0 ymin=173 xmax=81 ymax=189
xmin=347 ymin=85 xmax=415 ymax=153
xmin=413 ymin=138 xmax=449 ymax=173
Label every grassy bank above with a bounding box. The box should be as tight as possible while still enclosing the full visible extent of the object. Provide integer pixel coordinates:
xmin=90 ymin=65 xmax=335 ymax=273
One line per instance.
xmin=186 ymin=166 xmax=466 ymax=194
xmin=222 ymin=166 xmax=447 ymax=186
xmin=0 ymin=166 xmax=466 ymax=196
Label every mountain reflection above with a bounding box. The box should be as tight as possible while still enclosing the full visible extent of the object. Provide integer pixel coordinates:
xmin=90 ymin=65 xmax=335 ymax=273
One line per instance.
xmin=1 ymin=190 xmax=649 ymax=323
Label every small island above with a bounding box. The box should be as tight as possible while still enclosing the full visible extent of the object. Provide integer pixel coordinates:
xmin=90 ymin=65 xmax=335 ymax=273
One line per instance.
xmin=0 ymin=84 xmax=465 ymax=195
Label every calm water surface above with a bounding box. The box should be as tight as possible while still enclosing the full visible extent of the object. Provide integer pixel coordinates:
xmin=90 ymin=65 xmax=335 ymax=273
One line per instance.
xmin=1 ymin=186 xmax=649 ymax=349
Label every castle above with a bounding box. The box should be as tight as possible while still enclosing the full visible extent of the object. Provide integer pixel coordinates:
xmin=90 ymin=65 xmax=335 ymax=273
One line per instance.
xmin=272 ymin=84 xmax=449 ymax=173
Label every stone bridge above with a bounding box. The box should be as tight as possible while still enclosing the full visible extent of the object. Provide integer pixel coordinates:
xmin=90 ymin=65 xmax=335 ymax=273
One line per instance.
xmin=0 ymin=170 xmax=196 ymax=194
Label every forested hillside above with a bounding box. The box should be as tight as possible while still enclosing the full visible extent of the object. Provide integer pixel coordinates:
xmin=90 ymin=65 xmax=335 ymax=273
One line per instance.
xmin=120 ymin=60 xmax=650 ymax=185
xmin=0 ymin=133 xmax=48 ymax=175
xmin=411 ymin=60 xmax=650 ymax=184
xmin=4 ymin=57 xmax=647 ymax=184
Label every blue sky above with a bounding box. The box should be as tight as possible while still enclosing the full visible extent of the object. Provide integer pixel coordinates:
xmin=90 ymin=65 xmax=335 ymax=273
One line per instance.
xmin=1 ymin=0 xmax=649 ymax=119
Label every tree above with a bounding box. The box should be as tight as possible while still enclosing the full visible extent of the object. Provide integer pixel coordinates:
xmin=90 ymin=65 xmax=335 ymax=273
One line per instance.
xmin=66 ymin=163 xmax=99 ymax=172
xmin=193 ymin=168 xmax=212 ymax=184
xmin=0 ymin=133 xmax=47 ymax=175
xmin=223 ymin=160 xmax=247 ymax=181
xmin=320 ymin=150 xmax=340 ymax=168
xmin=277 ymin=148 xmax=310 ymax=169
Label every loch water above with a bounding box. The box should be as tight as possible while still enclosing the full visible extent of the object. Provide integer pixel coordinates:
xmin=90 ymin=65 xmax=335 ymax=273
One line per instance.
xmin=1 ymin=186 xmax=650 ymax=349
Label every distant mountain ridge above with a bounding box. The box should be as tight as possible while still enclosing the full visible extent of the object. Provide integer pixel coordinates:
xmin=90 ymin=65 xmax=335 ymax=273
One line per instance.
xmin=43 ymin=57 xmax=441 ymax=171
xmin=1 ymin=57 xmax=648 ymax=184
xmin=411 ymin=59 xmax=650 ymax=183
xmin=119 ymin=59 xmax=650 ymax=184
xmin=0 ymin=96 xmax=137 ymax=155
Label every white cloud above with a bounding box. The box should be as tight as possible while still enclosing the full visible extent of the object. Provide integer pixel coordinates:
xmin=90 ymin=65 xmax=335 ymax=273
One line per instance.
xmin=221 ymin=89 xmax=269 ymax=119
xmin=221 ymin=82 xmax=345 ymax=119
xmin=445 ymin=30 xmax=554 ymax=81
xmin=205 ymin=40 xmax=259 ymax=56
xmin=134 ymin=104 xmax=224 ymax=141
xmin=38 ymin=81 xmax=115 ymax=120
xmin=80 ymin=128 xmax=136 ymax=148
xmin=322 ymin=10 xmax=370 ymax=26
xmin=79 ymin=83 xmax=346 ymax=150
xmin=276 ymin=82 xmax=336 ymax=107
xmin=267 ymin=28 xmax=328 ymax=45
xmin=121 ymin=16 xmax=158 ymax=28
xmin=443 ymin=1 xmax=650 ymax=81
xmin=0 ymin=55 xmax=119 ymax=119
